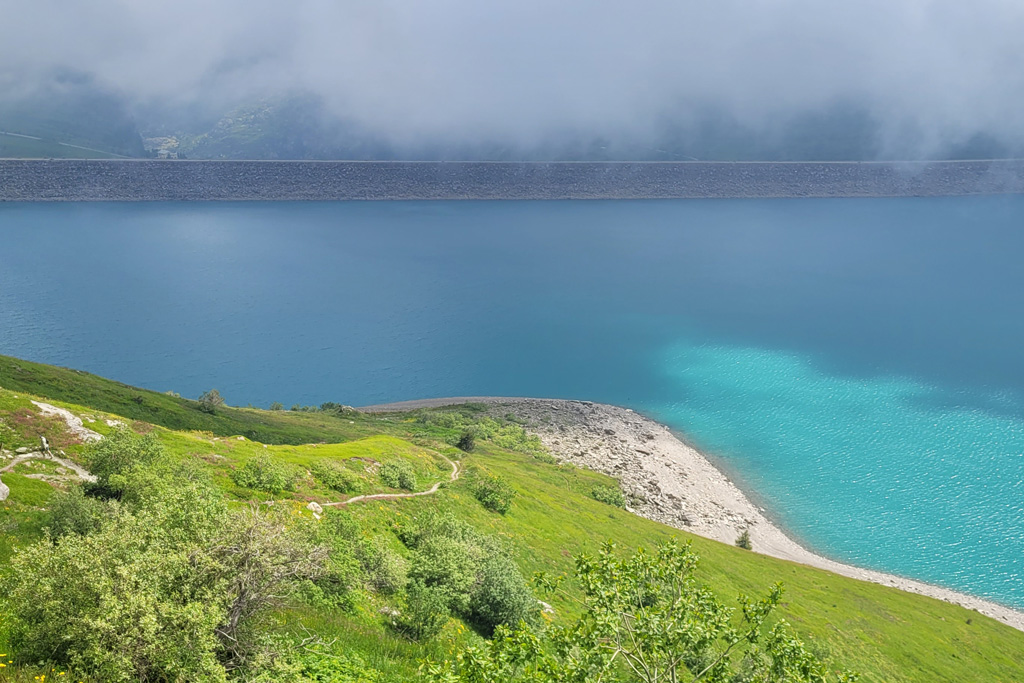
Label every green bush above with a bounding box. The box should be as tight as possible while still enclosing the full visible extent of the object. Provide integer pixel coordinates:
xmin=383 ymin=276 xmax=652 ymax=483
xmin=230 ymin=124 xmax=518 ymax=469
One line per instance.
xmin=736 ymin=528 xmax=753 ymax=550
xmin=3 ymin=473 xmax=329 ymax=682
xmin=232 ymin=453 xmax=297 ymax=494
xmin=197 ymin=388 xmax=225 ymax=414
xmin=358 ymin=536 xmax=407 ymax=594
xmin=405 ymin=513 xmax=536 ymax=636
xmin=378 ymin=459 xmax=417 ymax=491
xmin=251 ymin=646 xmax=385 ymax=683
xmin=84 ymin=426 xmax=165 ymax=497
xmin=409 ymin=534 xmax=479 ymax=614
xmin=590 ymin=484 xmax=626 ymax=508
xmin=474 ymin=475 xmax=516 ymax=514
xmin=397 ymin=580 xmax=451 ymax=641
xmin=425 ymin=541 xmax=854 ymax=683
xmin=468 ymin=554 xmax=539 ymax=636
xmin=46 ymin=485 xmax=109 ymax=538
xmin=311 ymin=459 xmax=359 ymax=493
xmin=456 ymin=430 xmax=476 ymax=452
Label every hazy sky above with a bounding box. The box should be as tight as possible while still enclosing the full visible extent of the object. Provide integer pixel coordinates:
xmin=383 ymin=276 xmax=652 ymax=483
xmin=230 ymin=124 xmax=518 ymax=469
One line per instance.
xmin=3 ymin=0 xmax=1024 ymax=153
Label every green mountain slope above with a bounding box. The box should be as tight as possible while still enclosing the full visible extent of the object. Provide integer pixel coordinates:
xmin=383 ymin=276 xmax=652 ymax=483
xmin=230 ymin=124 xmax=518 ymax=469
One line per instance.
xmin=0 ymin=355 xmax=1022 ymax=682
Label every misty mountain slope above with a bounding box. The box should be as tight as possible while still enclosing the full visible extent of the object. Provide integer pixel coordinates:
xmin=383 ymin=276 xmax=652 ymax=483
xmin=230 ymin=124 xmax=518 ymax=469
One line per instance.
xmin=0 ymin=72 xmax=145 ymax=158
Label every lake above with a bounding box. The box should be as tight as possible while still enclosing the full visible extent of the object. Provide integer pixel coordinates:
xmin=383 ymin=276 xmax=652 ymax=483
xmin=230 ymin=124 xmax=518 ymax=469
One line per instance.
xmin=1 ymin=197 xmax=1022 ymax=608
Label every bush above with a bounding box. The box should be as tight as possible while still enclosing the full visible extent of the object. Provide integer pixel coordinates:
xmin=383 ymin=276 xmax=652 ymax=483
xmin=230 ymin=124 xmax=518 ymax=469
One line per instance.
xmin=409 ymin=534 xmax=479 ymax=614
xmin=736 ymin=528 xmax=752 ymax=550
xmin=467 ymin=554 xmax=539 ymax=636
xmin=456 ymin=430 xmax=476 ymax=452
xmin=358 ymin=536 xmax=407 ymax=595
xmin=84 ymin=426 xmax=165 ymax=497
xmin=396 ymin=580 xmax=451 ymax=641
xmin=269 ymin=402 xmax=284 ymax=411
xmin=404 ymin=513 xmax=536 ymax=635
xmin=378 ymin=459 xmax=417 ymax=491
xmin=197 ymin=389 xmax=225 ymax=413
xmin=590 ymin=484 xmax=626 ymax=508
xmin=311 ymin=459 xmax=359 ymax=493
xmin=46 ymin=485 xmax=109 ymax=539
xmin=425 ymin=541 xmax=854 ymax=683
xmin=232 ymin=454 xmax=297 ymax=494
xmin=474 ymin=475 xmax=516 ymax=514
xmin=4 ymin=478 xmax=328 ymax=681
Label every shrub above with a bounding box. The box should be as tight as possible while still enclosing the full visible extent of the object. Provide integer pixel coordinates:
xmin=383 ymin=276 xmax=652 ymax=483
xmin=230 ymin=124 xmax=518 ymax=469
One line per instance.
xmin=405 ymin=513 xmax=535 ymax=635
xmin=47 ymin=485 xmax=109 ymax=538
xmin=358 ymin=536 xmax=407 ymax=594
xmin=232 ymin=454 xmax=297 ymax=494
xmin=396 ymin=580 xmax=451 ymax=641
xmin=467 ymin=553 xmax=539 ymax=636
xmin=474 ymin=475 xmax=516 ymax=514
xmin=736 ymin=528 xmax=753 ymax=550
xmin=590 ymin=484 xmax=626 ymax=508
xmin=456 ymin=430 xmax=476 ymax=452
xmin=197 ymin=389 xmax=225 ymax=413
xmin=269 ymin=402 xmax=283 ymax=411
xmin=84 ymin=426 xmax=165 ymax=497
xmin=311 ymin=459 xmax=359 ymax=493
xmin=425 ymin=541 xmax=854 ymax=683
xmin=378 ymin=459 xmax=417 ymax=491
xmin=5 ymin=481 xmax=327 ymax=681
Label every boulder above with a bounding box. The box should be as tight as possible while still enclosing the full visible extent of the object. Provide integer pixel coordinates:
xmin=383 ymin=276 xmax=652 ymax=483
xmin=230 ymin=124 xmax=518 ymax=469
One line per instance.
xmin=306 ymin=501 xmax=324 ymax=515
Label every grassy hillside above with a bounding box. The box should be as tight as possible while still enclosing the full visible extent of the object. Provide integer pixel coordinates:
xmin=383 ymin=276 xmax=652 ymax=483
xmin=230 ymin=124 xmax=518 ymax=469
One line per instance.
xmin=0 ymin=357 xmax=1022 ymax=681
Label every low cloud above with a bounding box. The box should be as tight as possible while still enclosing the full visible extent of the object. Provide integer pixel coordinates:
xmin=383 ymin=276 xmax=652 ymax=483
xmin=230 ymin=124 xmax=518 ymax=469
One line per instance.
xmin=3 ymin=0 xmax=1024 ymax=156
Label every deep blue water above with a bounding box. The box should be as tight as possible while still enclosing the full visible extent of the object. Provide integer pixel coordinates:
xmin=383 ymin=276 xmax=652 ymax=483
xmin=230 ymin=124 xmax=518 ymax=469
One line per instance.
xmin=2 ymin=198 xmax=1023 ymax=609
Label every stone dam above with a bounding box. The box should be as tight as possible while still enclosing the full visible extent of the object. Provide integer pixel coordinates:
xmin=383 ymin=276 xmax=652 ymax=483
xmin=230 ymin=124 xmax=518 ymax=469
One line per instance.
xmin=2 ymin=159 xmax=1024 ymax=201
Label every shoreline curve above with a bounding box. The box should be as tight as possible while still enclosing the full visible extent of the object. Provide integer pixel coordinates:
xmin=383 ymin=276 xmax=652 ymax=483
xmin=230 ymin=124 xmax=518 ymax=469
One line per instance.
xmin=360 ymin=395 xmax=1024 ymax=632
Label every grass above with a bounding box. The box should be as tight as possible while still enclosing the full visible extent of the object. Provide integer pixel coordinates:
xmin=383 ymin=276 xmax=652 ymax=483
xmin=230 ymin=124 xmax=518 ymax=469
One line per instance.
xmin=0 ymin=132 xmax=121 ymax=159
xmin=0 ymin=354 xmax=383 ymax=445
xmin=1 ymin=357 xmax=1023 ymax=681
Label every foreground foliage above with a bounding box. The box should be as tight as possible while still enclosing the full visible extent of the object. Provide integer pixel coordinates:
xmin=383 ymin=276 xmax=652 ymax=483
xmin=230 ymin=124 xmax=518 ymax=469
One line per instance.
xmin=3 ymin=433 xmax=335 ymax=681
xmin=426 ymin=541 xmax=857 ymax=683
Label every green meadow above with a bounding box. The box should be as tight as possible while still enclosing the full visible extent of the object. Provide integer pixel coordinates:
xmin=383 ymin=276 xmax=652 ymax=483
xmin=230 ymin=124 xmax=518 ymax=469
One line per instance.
xmin=0 ymin=354 xmax=1022 ymax=681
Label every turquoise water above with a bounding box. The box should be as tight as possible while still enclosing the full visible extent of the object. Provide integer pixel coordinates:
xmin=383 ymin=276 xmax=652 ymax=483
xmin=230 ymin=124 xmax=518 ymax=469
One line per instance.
xmin=1 ymin=198 xmax=1022 ymax=608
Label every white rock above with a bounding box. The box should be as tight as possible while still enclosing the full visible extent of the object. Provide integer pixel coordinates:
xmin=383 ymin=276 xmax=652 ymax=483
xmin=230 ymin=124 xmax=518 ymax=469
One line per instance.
xmin=306 ymin=501 xmax=324 ymax=515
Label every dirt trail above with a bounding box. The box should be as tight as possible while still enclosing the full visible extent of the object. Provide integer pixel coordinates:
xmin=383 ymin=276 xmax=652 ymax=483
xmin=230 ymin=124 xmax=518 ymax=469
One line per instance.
xmin=0 ymin=402 xmax=100 ymax=501
xmin=324 ymin=455 xmax=460 ymax=507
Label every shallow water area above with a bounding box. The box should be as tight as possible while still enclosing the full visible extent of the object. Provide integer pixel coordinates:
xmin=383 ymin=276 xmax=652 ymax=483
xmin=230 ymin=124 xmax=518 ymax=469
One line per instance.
xmin=1 ymin=197 xmax=1022 ymax=608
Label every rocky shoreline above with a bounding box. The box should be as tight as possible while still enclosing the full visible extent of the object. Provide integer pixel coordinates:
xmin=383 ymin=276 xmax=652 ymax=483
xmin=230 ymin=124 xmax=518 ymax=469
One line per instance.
xmin=3 ymin=159 xmax=1024 ymax=201
xmin=362 ymin=396 xmax=1024 ymax=632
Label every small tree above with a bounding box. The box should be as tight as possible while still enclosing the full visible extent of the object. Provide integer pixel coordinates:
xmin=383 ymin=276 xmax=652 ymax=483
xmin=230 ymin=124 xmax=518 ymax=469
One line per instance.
xmin=456 ymin=430 xmax=477 ymax=452
xmin=736 ymin=528 xmax=753 ymax=550
xmin=197 ymin=389 xmax=225 ymax=414
xmin=269 ymin=402 xmax=284 ymax=411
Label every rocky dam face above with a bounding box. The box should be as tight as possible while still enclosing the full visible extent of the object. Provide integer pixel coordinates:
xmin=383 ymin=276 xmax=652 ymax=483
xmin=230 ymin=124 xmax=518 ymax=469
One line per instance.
xmin=2 ymin=159 xmax=1024 ymax=201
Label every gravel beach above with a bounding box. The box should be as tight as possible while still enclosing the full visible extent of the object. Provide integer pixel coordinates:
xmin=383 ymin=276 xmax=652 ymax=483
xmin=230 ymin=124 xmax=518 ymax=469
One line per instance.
xmin=361 ymin=396 xmax=1024 ymax=632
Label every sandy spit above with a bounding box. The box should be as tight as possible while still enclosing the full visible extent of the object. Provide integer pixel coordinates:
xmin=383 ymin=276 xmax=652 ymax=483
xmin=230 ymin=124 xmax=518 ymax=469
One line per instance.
xmin=361 ymin=396 xmax=1024 ymax=632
